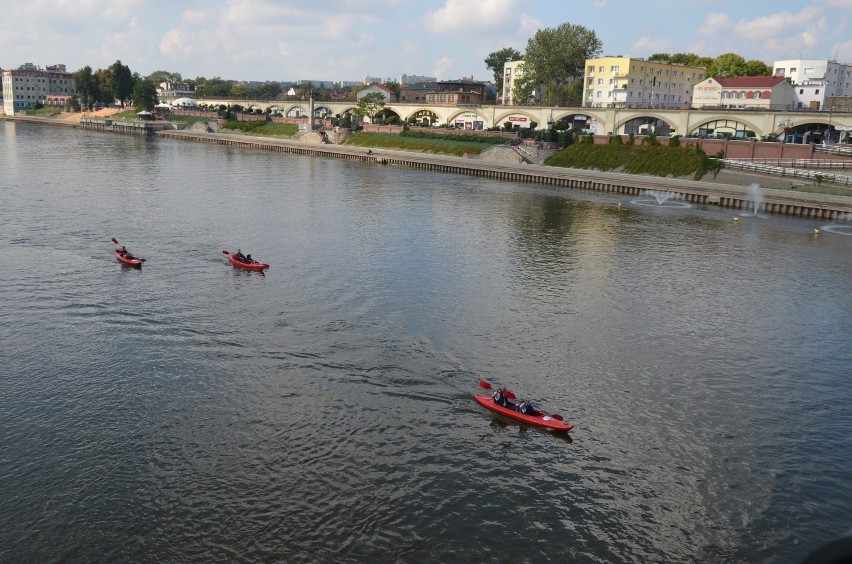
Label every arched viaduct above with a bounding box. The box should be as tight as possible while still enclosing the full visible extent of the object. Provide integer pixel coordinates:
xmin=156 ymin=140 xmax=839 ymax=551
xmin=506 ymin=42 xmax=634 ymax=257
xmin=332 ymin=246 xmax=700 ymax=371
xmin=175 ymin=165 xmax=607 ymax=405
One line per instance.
xmin=198 ymin=99 xmax=852 ymax=139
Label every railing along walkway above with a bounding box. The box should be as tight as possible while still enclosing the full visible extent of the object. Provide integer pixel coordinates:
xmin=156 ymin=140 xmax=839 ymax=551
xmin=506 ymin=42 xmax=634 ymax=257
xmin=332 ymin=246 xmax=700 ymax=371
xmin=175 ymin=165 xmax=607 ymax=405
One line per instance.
xmin=724 ymin=158 xmax=852 ymax=169
xmin=720 ymin=159 xmax=852 ymax=186
xmin=814 ymin=145 xmax=852 ymax=158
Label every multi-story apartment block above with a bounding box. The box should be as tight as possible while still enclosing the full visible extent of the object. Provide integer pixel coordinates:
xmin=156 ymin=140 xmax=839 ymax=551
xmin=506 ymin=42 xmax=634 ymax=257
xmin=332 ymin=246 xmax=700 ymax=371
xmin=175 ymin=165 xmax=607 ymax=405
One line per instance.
xmin=772 ymin=59 xmax=852 ymax=109
xmin=583 ymin=57 xmax=705 ymax=109
xmin=400 ymin=74 xmax=436 ymax=86
xmin=2 ymin=63 xmax=76 ymax=115
xmin=501 ymin=60 xmax=526 ymax=105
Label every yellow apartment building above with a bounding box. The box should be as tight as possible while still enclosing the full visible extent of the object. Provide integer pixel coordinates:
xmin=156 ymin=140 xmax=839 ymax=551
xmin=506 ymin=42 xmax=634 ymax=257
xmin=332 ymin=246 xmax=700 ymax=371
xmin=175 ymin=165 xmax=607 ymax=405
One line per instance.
xmin=583 ymin=57 xmax=705 ymax=109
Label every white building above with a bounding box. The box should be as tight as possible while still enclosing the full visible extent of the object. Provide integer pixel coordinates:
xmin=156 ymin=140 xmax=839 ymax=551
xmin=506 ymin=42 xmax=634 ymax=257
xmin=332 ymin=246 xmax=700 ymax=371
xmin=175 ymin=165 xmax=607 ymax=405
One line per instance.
xmin=692 ymin=76 xmax=795 ymax=110
xmin=501 ymin=60 xmax=526 ymax=105
xmin=2 ymin=63 xmax=75 ymax=115
xmin=157 ymin=81 xmax=195 ymax=103
xmin=773 ymin=59 xmax=852 ymax=109
xmin=356 ymin=83 xmax=397 ymax=103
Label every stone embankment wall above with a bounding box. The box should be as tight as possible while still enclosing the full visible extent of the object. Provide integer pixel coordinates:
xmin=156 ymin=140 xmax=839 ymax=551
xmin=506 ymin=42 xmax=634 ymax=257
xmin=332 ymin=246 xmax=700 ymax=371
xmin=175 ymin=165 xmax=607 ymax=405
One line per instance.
xmin=155 ymin=129 xmax=852 ymax=221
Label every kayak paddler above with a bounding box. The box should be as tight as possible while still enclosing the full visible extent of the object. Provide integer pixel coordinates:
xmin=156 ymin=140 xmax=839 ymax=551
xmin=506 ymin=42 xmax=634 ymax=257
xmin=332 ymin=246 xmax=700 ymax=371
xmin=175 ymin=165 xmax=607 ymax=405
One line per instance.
xmin=492 ymin=385 xmax=515 ymax=409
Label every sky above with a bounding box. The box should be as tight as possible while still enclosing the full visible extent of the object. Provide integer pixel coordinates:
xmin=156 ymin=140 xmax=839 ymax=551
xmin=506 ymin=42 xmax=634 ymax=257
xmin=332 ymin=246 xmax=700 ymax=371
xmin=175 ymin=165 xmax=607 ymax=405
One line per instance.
xmin=2 ymin=0 xmax=851 ymax=84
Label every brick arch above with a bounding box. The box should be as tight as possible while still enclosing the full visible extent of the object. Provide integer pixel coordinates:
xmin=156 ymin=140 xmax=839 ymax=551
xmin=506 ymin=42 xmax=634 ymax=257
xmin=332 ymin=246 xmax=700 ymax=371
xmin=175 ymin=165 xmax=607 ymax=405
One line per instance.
xmin=402 ymin=108 xmax=441 ymax=124
xmin=550 ymin=110 xmax=607 ymax=125
xmin=687 ymin=115 xmax=762 ymax=136
xmin=493 ymin=110 xmax=539 ymax=125
xmin=613 ymin=113 xmax=678 ymax=136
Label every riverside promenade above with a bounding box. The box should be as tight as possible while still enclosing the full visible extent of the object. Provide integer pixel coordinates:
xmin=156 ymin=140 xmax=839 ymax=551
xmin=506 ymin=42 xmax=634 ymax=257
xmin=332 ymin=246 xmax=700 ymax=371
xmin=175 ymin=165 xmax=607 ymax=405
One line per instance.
xmin=3 ymin=114 xmax=852 ymax=220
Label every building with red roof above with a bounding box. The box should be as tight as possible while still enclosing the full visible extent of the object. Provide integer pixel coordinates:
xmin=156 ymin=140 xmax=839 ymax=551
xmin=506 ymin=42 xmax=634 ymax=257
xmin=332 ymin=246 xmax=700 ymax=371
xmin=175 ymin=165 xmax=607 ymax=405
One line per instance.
xmin=692 ymin=75 xmax=795 ymax=110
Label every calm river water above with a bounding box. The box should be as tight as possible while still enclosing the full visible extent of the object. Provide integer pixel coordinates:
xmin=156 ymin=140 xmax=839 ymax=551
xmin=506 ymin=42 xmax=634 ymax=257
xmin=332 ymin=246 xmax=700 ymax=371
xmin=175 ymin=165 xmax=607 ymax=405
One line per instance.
xmin=1 ymin=121 xmax=850 ymax=562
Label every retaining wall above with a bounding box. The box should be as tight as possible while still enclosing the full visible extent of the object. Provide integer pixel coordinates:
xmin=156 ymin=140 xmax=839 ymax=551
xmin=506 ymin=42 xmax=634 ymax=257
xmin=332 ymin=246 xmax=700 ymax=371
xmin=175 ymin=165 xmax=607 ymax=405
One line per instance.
xmin=157 ymin=130 xmax=852 ymax=221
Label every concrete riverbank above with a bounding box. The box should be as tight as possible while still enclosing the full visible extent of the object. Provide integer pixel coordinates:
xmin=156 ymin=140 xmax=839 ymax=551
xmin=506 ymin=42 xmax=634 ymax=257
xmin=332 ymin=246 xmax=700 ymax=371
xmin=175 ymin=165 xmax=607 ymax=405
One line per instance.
xmin=4 ymin=114 xmax=852 ymax=220
xmin=157 ymin=129 xmax=852 ymax=220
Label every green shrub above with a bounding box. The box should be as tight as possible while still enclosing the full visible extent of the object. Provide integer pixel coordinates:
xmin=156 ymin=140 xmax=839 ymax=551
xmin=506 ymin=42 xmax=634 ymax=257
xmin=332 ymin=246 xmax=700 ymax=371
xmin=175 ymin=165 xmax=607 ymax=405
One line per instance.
xmin=400 ymin=129 xmax=508 ymax=145
xmin=545 ymin=140 xmax=725 ymax=180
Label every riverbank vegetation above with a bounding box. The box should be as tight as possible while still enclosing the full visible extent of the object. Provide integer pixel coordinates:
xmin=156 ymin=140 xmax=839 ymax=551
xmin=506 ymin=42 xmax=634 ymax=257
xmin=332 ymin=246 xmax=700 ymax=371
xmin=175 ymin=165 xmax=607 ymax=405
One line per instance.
xmin=343 ymin=132 xmax=498 ymax=156
xmin=546 ymin=135 xmax=724 ymax=180
xmin=25 ymin=106 xmax=63 ymax=117
xmin=220 ymin=121 xmax=299 ymax=137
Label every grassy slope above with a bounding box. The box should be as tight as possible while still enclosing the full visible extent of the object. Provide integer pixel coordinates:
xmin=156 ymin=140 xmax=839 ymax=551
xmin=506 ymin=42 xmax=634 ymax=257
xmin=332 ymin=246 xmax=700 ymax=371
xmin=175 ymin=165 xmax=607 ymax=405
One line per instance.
xmin=545 ymin=142 xmax=710 ymax=178
xmin=221 ymin=121 xmax=299 ymax=137
xmin=343 ymin=132 xmax=497 ymax=157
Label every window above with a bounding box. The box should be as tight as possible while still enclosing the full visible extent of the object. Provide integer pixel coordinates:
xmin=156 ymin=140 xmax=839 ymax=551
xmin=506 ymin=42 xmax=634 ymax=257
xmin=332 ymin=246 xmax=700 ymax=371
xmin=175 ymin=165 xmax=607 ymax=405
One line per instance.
xmin=815 ymin=89 xmax=820 ymax=94
xmin=775 ymin=68 xmax=785 ymax=75
xmin=598 ymin=78 xmax=603 ymax=85
xmin=738 ymin=92 xmax=746 ymax=99
xmin=599 ymin=66 xmax=604 ymax=72
xmin=611 ymin=66 xmax=620 ymax=73
xmin=754 ymin=92 xmax=761 ymax=99
xmin=804 ymin=67 xmax=815 ymax=73
xmin=790 ymin=67 xmax=797 ymax=73
xmin=800 ymin=89 xmax=804 ymax=94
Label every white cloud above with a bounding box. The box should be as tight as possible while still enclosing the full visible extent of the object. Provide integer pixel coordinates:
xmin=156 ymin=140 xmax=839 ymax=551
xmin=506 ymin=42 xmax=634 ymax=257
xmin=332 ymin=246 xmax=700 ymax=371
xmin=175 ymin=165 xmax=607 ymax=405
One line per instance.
xmin=431 ymin=56 xmax=453 ymax=79
xmin=631 ymin=36 xmax=671 ymax=54
xmin=698 ymin=12 xmax=731 ymax=37
xmin=423 ymin=0 xmax=520 ymax=33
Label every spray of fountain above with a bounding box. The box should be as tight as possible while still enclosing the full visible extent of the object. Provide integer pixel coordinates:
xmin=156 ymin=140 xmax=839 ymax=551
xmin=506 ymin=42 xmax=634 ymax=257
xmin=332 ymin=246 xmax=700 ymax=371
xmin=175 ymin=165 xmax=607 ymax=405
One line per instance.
xmin=819 ymin=212 xmax=852 ymax=236
xmin=647 ymin=190 xmax=674 ymax=205
xmin=631 ymin=189 xmax=691 ymax=208
xmin=735 ymin=183 xmax=766 ymax=219
xmin=747 ymin=183 xmax=764 ymax=216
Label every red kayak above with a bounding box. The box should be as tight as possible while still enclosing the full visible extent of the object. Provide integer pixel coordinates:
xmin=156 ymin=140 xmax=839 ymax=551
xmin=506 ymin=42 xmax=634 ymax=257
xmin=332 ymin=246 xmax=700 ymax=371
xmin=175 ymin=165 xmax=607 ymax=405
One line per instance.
xmin=115 ymin=249 xmax=143 ymax=267
xmin=473 ymin=394 xmax=574 ymax=432
xmin=227 ymin=253 xmax=269 ymax=271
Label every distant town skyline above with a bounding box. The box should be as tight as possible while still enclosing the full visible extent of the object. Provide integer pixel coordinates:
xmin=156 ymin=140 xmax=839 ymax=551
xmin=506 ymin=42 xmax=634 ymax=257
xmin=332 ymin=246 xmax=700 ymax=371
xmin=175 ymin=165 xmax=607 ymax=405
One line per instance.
xmin=2 ymin=0 xmax=851 ymax=83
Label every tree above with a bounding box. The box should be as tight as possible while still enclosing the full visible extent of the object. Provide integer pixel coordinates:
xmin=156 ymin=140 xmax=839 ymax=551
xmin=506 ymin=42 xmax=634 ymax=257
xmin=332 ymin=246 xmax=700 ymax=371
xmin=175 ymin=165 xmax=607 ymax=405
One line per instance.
xmin=648 ymin=53 xmax=671 ymax=62
xmin=515 ymin=22 xmax=602 ymax=106
xmin=131 ymin=79 xmax=158 ymax=111
xmin=109 ymin=60 xmax=134 ymax=107
xmin=194 ymin=77 xmax=234 ymax=98
xmin=647 ymin=52 xmax=714 ymax=69
xmin=348 ymin=84 xmax=367 ymax=100
xmin=354 ymin=92 xmax=385 ymax=124
xmin=383 ymin=81 xmax=401 ymax=95
xmin=744 ymin=59 xmax=771 ymax=76
xmin=146 ymin=70 xmax=182 ymax=85
xmin=510 ymin=66 xmax=535 ymax=105
xmin=484 ymin=47 xmax=523 ymax=85
xmin=707 ymin=53 xmax=748 ymax=78
xmin=73 ymin=66 xmax=98 ymax=110
xmin=94 ymin=68 xmax=114 ymax=106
